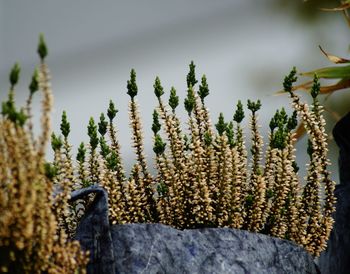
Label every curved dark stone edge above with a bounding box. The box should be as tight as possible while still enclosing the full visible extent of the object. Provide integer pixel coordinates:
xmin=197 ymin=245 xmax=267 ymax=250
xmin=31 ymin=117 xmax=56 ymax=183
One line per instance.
xmin=70 ymin=185 xmax=116 ymax=274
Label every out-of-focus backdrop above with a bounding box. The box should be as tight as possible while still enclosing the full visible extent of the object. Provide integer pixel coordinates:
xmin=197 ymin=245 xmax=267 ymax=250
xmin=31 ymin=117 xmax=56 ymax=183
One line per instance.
xmin=0 ymin=0 xmax=349 ymax=181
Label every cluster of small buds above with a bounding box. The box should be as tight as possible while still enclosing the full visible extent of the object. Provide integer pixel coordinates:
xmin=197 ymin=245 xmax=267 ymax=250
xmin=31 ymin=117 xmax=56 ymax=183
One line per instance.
xmin=0 ymin=35 xmax=88 ymax=273
xmin=47 ymin=61 xmax=335 ymax=258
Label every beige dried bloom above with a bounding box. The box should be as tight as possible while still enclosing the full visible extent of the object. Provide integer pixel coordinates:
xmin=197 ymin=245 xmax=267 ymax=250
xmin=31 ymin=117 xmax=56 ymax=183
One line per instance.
xmin=50 ymin=63 xmax=334 ymax=258
xmin=0 ymin=35 xmax=88 ymax=273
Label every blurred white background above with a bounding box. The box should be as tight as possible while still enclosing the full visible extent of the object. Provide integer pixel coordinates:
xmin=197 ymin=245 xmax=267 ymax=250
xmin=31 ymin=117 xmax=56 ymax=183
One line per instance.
xmin=0 ymin=0 xmax=349 ymax=181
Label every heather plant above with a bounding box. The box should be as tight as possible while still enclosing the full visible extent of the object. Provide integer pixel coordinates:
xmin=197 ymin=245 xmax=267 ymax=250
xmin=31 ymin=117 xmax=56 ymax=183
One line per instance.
xmin=51 ymin=59 xmax=336 ymax=256
xmin=0 ymin=35 xmax=88 ymax=273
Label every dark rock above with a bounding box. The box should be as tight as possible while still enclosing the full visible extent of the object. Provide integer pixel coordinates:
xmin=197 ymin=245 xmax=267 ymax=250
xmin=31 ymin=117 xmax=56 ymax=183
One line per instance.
xmin=70 ymin=185 xmax=116 ymax=274
xmin=319 ymin=112 xmax=350 ymax=274
xmin=71 ymin=186 xmax=318 ymax=274
xmin=112 ymin=223 xmax=318 ymax=274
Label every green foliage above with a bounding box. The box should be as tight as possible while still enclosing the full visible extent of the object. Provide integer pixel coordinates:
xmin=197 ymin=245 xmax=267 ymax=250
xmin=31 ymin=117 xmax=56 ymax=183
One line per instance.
xmin=60 ymin=111 xmax=70 ymax=138
xmin=106 ymin=151 xmax=118 ymax=171
xmin=154 ymin=76 xmax=164 ymax=98
xmin=215 ymin=113 xmax=227 ymax=136
xmin=51 ymin=132 xmax=63 ymax=151
xmin=198 ymin=75 xmax=209 ymax=103
xmin=87 ymin=117 xmax=98 ymax=150
xmin=157 ymin=181 xmax=168 ymax=196
xmin=247 ymin=99 xmax=262 ymax=114
xmin=98 ymin=113 xmax=108 ymax=136
xmin=184 ymin=86 xmax=196 ymax=115
xmin=168 ymin=87 xmax=179 ymax=112
xmin=37 ymin=33 xmax=48 ymax=60
xmin=287 ymin=111 xmax=298 ymax=131
xmin=127 ymin=69 xmax=138 ymax=99
xmin=99 ymin=137 xmax=110 ymax=158
xmin=311 ymin=74 xmax=320 ymax=99
xmin=44 ymin=162 xmax=58 ymax=180
xmin=226 ymin=122 xmax=235 ymax=147
xmin=283 ymin=67 xmax=298 ymax=93
xmin=107 ymin=100 xmax=118 ymax=121
xmin=153 ymin=134 xmax=166 ymax=155
xmin=29 ymin=69 xmax=39 ymax=95
xmin=152 ymin=110 xmax=161 ymax=135
xmin=203 ymin=131 xmax=212 ymax=146
xmin=76 ymin=142 xmax=86 ymax=163
xmin=233 ymin=100 xmax=244 ymax=123
xmin=271 ymin=127 xmax=288 ymax=149
xmin=10 ymin=63 xmax=20 ymax=87
xmin=186 ymin=61 xmax=198 ymax=88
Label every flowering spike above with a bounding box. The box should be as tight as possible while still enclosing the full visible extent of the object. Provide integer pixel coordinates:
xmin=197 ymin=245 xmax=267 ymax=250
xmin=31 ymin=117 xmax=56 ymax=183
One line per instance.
xmin=184 ymin=86 xmax=196 ymax=115
xmin=127 ymin=69 xmax=138 ymax=99
xmin=215 ymin=113 xmax=227 ymax=136
xmin=247 ymin=99 xmax=261 ymax=114
xmin=186 ymin=61 xmax=198 ymax=88
xmin=233 ymin=100 xmax=244 ymax=123
xmin=76 ymin=142 xmax=86 ymax=163
xmin=37 ymin=33 xmax=48 ymax=60
xmin=51 ymin=132 xmax=63 ymax=152
xmin=154 ymin=76 xmax=164 ymax=98
xmin=283 ymin=67 xmax=297 ymax=93
xmin=107 ymin=100 xmax=118 ymax=121
xmin=169 ymin=87 xmax=179 ymax=111
xmin=153 ymin=134 xmax=166 ymax=155
xmin=10 ymin=63 xmax=21 ymax=87
xmin=29 ymin=68 xmax=39 ymax=95
xmin=311 ymin=74 xmax=320 ymax=99
xmin=87 ymin=117 xmax=98 ymax=150
xmin=198 ymin=75 xmax=209 ymax=102
xmin=60 ymin=111 xmax=70 ymax=138
xmin=98 ymin=113 xmax=108 ymax=136
xmin=152 ymin=110 xmax=161 ymax=135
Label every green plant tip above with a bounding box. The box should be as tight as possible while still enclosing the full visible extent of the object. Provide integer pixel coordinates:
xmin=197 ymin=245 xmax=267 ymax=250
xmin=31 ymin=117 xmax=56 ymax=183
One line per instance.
xmin=152 ymin=110 xmax=161 ymax=135
xmin=186 ymin=61 xmax=198 ymax=88
xmin=107 ymin=100 xmax=118 ymax=121
xmin=51 ymin=132 xmax=63 ymax=151
xmin=233 ymin=100 xmax=244 ymax=123
xmin=247 ymin=99 xmax=261 ymax=114
xmin=215 ymin=113 xmax=227 ymax=136
xmin=153 ymin=134 xmax=166 ymax=155
xmin=98 ymin=113 xmax=108 ymax=136
xmin=311 ymin=74 xmax=320 ymax=99
xmin=37 ymin=34 xmax=48 ymax=60
xmin=60 ymin=111 xmax=70 ymax=138
xmin=287 ymin=111 xmax=298 ymax=131
xmin=127 ymin=69 xmax=138 ymax=98
xmin=184 ymin=86 xmax=196 ymax=115
xmin=87 ymin=117 xmax=98 ymax=150
xmin=198 ymin=75 xmax=209 ymax=102
xmin=29 ymin=68 xmax=39 ymax=95
xmin=283 ymin=67 xmax=297 ymax=93
xmin=9 ymin=63 xmax=21 ymax=87
xmin=169 ymin=87 xmax=179 ymax=111
xmin=76 ymin=142 xmax=86 ymax=163
xmin=154 ymin=76 xmax=164 ymax=98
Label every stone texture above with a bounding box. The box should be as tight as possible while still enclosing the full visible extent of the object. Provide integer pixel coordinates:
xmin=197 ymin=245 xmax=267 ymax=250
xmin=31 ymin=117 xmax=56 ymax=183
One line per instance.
xmin=70 ymin=185 xmax=115 ymax=274
xmin=71 ymin=186 xmax=318 ymax=274
xmin=319 ymin=112 xmax=350 ymax=274
xmin=112 ymin=223 xmax=318 ymax=274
